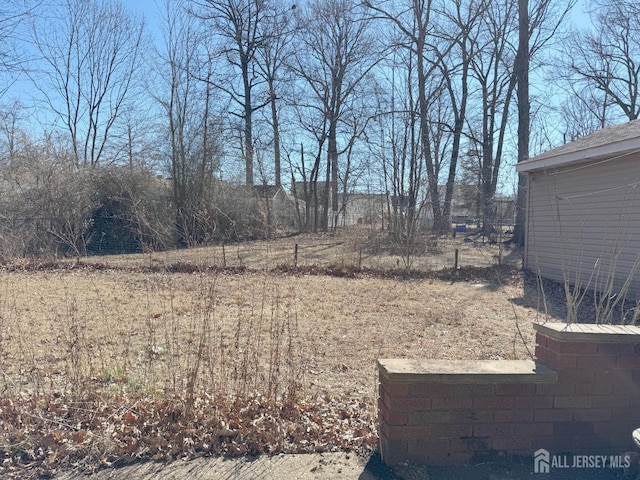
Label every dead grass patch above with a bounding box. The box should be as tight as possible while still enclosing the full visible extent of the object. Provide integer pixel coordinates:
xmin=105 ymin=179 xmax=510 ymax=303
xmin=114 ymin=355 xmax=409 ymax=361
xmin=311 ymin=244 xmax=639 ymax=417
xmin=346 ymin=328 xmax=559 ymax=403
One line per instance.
xmin=0 ymin=232 xmax=552 ymax=477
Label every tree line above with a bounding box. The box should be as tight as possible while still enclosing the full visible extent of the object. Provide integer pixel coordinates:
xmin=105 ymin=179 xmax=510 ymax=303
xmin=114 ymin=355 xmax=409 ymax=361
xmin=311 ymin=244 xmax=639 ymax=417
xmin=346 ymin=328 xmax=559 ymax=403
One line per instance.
xmin=0 ymin=0 xmax=637 ymax=258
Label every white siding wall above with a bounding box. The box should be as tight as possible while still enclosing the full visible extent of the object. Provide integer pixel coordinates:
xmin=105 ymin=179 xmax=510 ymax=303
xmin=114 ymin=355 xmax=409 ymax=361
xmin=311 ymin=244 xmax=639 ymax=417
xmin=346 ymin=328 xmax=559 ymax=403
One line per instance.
xmin=525 ymin=153 xmax=640 ymax=298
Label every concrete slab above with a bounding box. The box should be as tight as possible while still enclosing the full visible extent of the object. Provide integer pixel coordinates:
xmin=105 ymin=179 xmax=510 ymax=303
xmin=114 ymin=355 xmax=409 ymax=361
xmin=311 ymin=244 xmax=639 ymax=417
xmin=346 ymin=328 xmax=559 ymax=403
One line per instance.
xmin=53 ymin=452 xmax=396 ymax=480
xmin=52 ymin=452 xmax=635 ymax=479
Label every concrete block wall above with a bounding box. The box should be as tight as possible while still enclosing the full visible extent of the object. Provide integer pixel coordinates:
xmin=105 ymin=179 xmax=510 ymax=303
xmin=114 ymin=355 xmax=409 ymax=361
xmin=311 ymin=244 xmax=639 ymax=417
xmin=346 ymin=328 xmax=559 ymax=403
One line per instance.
xmin=378 ymin=322 xmax=640 ymax=466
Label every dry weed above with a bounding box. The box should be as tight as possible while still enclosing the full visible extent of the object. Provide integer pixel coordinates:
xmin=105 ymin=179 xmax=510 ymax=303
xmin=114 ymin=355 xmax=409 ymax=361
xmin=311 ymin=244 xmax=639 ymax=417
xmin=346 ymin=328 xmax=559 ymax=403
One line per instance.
xmin=0 ymin=235 xmax=547 ymax=477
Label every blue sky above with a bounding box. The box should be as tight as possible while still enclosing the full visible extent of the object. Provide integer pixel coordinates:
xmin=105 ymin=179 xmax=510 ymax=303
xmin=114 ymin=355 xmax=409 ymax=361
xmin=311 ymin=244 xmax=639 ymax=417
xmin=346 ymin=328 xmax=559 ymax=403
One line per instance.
xmin=125 ymin=0 xmax=164 ymax=41
xmin=126 ymin=0 xmax=161 ymax=19
xmin=124 ymin=0 xmax=594 ymax=50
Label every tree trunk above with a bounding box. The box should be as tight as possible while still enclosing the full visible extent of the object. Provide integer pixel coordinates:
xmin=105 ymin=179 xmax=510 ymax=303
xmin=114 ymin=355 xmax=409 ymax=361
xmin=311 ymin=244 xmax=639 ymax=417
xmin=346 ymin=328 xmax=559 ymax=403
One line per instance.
xmin=270 ymin=81 xmax=281 ymax=187
xmin=513 ymin=0 xmax=529 ymax=246
xmin=243 ymin=60 xmax=254 ymax=186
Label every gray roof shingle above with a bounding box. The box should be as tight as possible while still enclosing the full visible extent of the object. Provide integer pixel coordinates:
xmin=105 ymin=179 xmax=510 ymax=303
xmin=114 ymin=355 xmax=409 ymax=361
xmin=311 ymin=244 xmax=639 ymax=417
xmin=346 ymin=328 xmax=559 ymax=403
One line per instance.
xmin=518 ymin=120 xmax=640 ymax=172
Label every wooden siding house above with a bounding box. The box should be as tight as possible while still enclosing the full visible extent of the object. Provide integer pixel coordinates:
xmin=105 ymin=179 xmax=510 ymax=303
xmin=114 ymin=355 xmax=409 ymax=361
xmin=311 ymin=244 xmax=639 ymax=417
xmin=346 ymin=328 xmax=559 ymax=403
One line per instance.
xmin=517 ymin=120 xmax=640 ymax=299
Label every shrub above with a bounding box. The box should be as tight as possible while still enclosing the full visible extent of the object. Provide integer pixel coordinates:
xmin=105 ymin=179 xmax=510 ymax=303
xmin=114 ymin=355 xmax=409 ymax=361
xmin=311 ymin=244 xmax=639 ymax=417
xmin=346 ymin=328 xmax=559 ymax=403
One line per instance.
xmin=86 ymin=167 xmax=174 ymax=254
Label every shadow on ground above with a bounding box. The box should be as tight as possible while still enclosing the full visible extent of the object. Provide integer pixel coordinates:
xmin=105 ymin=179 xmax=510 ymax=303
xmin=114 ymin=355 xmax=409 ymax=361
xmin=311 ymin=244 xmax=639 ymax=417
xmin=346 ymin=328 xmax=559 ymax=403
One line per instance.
xmin=424 ymin=458 xmax=634 ymax=480
xmin=511 ymin=269 xmax=640 ymax=325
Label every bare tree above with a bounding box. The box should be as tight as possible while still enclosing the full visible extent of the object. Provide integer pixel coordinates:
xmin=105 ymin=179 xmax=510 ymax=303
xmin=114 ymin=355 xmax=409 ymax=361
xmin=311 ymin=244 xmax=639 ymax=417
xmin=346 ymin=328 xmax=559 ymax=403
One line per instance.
xmin=558 ymin=90 xmax=610 ymax=141
xmin=0 ymin=0 xmax=37 ymax=98
xmin=255 ymin=2 xmax=297 ymax=188
xmin=469 ymin=0 xmax=571 ymax=239
xmin=466 ymin=0 xmax=518 ymax=237
xmin=0 ymin=100 xmax=26 ymax=166
xmin=512 ymin=0 xmax=575 ymax=244
xmin=192 ymin=0 xmax=273 ymax=186
xmin=365 ymin=0 xmax=463 ymax=233
xmin=292 ymin=0 xmax=378 ymax=232
xmin=291 ymin=120 xmax=327 ymax=233
xmin=435 ymin=0 xmax=487 ymax=232
xmin=368 ymin=46 xmax=428 ymax=265
xmin=566 ymin=0 xmax=640 ymax=123
xmin=30 ymin=0 xmax=145 ymax=169
xmin=0 ymin=130 xmax=95 ymax=259
xmin=513 ymin=0 xmax=529 ymax=245
xmin=157 ymin=0 xmax=222 ymax=247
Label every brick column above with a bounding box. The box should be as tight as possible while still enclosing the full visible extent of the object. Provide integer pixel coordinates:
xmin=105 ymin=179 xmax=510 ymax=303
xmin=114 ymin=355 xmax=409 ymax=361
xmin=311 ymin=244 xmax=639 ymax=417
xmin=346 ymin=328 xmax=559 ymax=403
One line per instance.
xmin=533 ymin=322 xmax=640 ymax=453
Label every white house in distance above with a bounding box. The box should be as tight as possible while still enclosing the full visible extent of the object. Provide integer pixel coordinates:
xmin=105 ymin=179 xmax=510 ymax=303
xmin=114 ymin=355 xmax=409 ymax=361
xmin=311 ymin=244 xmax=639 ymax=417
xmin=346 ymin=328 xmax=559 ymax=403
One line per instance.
xmin=517 ymin=120 xmax=640 ymax=300
xmin=253 ymin=185 xmax=301 ymax=230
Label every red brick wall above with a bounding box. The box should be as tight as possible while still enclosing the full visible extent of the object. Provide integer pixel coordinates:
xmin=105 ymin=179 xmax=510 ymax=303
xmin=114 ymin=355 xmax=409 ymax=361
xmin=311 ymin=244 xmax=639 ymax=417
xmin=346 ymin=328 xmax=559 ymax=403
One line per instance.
xmin=378 ymin=323 xmax=640 ymax=466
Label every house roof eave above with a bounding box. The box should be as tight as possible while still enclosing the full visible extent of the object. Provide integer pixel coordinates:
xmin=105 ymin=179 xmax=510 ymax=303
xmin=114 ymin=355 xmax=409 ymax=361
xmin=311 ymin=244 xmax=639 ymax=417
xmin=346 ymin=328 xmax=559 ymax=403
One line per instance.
xmin=517 ymin=120 xmax=640 ymax=173
xmin=517 ymin=136 xmax=640 ymax=173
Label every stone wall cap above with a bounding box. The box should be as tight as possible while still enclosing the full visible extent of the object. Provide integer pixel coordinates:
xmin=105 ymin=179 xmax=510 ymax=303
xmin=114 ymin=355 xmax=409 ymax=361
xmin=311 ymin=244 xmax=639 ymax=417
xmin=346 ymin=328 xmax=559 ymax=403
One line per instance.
xmin=534 ymin=322 xmax=640 ymax=342
xmin=378 ymin=359 xmax=557 ymax=383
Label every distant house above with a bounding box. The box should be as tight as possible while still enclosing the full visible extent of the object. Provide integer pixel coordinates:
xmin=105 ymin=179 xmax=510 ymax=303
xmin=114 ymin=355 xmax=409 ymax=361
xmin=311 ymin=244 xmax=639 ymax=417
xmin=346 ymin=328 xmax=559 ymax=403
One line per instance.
xmin=337 ymin=193 xmax=385 ymax=227
xmin=289 ymin=181 xmax=507 ymax=230
xmin=343 ymin=186 xmax=478 ymax=229
xmin=292 ymin=181 xmax=329 ymax=228
xmin=292 ymin=181 xmax=385 ymax=228
xmin=421 ymin=185 xmax=512 ymax=227
xmin=253 ymin=185 xmax=301 ymax=231
xmin=516 ymin=120 xmax=640 ymax=298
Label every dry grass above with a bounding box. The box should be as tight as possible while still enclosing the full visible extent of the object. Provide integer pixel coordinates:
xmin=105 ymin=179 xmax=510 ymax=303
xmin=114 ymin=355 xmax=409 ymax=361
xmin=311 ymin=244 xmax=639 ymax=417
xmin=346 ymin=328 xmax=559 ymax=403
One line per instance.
xmin=0 ymin=267 xmax=541 ymax=393
xmin=77 ymin=226 xmax=518 ymax=271
xmin=0 ymin=229 xmax=556 ymax=477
